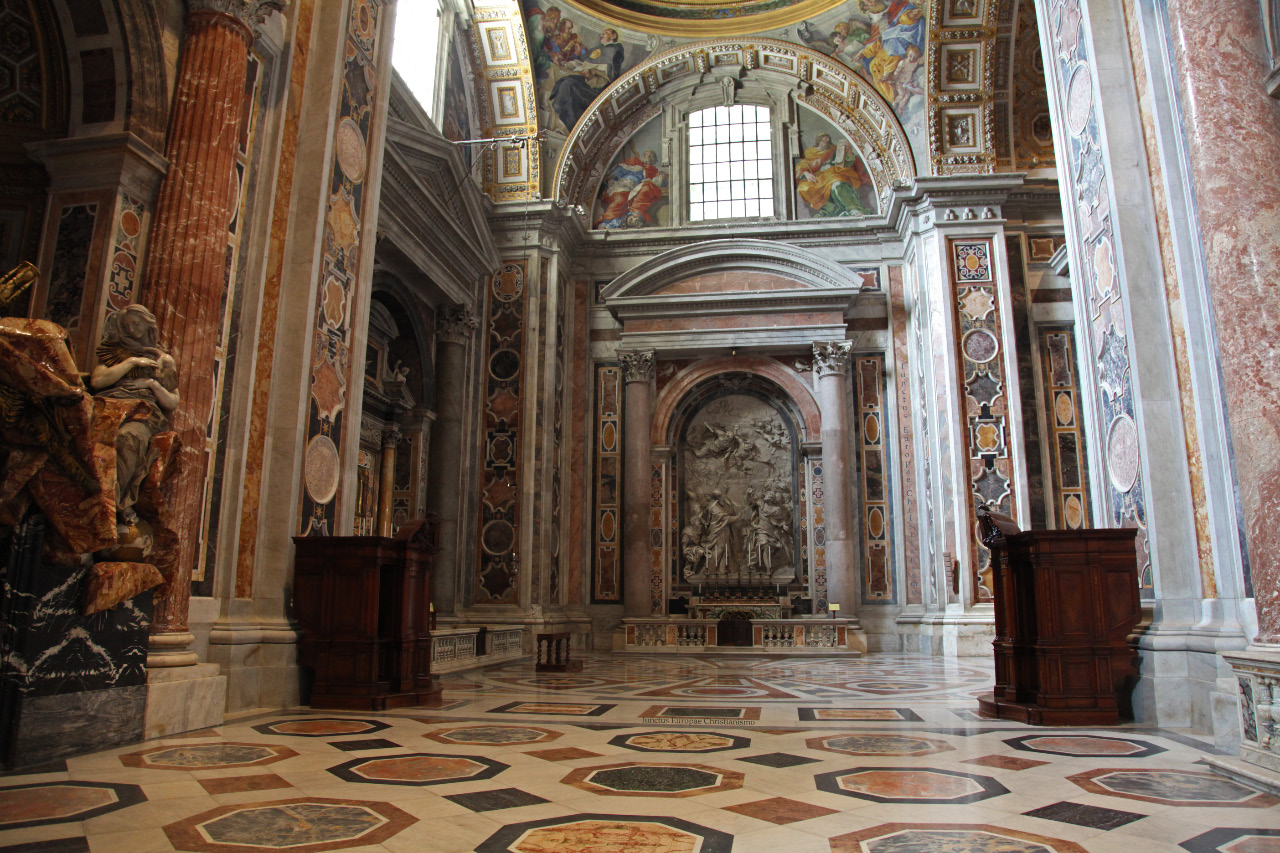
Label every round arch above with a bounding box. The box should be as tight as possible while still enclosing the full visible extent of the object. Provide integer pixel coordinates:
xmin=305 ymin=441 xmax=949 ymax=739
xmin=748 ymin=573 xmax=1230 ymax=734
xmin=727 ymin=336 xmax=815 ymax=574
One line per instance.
xmin=653 ymin=356 xmax=822 ymax=446
xmin=553 ymin=38 xmax=916 ymax=214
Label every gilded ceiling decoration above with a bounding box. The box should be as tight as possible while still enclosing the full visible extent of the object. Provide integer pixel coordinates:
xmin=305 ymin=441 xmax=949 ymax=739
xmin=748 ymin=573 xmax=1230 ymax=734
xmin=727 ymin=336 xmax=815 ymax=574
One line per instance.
xmin=556 ymin=0 xmax=849 ymax=36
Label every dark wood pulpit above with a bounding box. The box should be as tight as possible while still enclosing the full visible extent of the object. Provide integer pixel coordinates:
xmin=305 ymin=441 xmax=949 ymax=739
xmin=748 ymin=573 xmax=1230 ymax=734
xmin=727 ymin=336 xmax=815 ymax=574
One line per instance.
xmin=293 ymin=519 xmax=441 ymax=710
xmin=976 ymin=509 xmax=1141 ymax=725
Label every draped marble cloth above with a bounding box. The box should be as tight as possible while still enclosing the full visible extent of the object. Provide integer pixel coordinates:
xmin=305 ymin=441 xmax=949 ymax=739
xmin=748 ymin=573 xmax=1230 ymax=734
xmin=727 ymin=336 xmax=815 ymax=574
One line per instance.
xmin=0 ymin=318 xmax=176 ymax=611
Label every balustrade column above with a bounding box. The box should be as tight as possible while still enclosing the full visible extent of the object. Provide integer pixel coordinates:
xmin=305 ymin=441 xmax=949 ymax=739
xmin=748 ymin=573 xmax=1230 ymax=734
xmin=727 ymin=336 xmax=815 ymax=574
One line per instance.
xmin=426 ymin=306 xmax=478 ymax=615
xmin=137 ymin=0 xmax=286 ymax=667
xmin=814 ymin=341 xmax=855 ymax=614
xmin=621 ymin=350 xmax=655 ymax=618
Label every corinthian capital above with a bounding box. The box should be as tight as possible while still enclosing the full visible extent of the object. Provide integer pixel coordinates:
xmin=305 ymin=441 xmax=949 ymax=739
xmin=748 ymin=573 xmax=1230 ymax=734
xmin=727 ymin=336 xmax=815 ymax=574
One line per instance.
xmin=436 ymin=305 xmax=479 ymax=346
xmin=813 ymin=341 xmax=853 ymax=377
xmin=188 ymin=0 xmax=289 ymax=39
xmin=619 ymin=349 xmax=655 ymax=383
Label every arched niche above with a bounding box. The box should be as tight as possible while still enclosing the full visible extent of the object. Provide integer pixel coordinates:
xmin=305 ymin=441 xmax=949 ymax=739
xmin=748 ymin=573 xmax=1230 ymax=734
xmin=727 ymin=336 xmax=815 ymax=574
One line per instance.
xmin=553 ymin=38 xmax=916 ymax=215
xmin=668 ymin=372 xmax=809 ymax=588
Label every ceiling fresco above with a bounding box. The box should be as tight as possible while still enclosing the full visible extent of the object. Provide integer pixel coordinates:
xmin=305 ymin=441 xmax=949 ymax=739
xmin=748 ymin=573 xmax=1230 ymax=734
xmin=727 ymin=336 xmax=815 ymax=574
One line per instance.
xmin=554 ymin=0 xmax=850 ymax=35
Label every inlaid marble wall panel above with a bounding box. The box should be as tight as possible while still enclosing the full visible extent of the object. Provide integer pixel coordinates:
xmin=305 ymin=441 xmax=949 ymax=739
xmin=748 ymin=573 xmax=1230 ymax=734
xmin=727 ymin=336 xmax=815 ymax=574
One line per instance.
xmin=1039 ymin=326 xmax=1092 ymax=529
xmin=856 ymin=354 xmax=896 ymax=604
xmin=592 ymin=362 xmax=623 ymax=603
xmin=1006 ymin=236 xmax=1047 ymax=530
xmin=102 ymin=194 xmax=148 ymax=324
xmin=1037 ymin=0 xmax=1150 ymax=589
xmin=299 ymin=0 xmax=388 ymax=536
xmin=888 ymin=267 xmax=922 ymax=605
xmin=950 ymin=237 xmax=1015 ymax=601
xmin=475 ymin=261 xmax=529 ymax=605
xmin=808 ymin=457 xmax=828 ymax=610
xmin=651 ymin=460 xmax=666 ymax=614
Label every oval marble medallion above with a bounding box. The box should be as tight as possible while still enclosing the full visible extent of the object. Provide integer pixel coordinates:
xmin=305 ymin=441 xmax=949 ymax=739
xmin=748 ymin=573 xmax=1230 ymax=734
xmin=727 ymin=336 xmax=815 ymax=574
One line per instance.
xmin=1106 ymin=414 xmax=1140 ymax=493
xmin=962 ymin=329 xmax=999 ymax=363
xmin=304 ymin=435 xmax=340 ymax=505
xmin=334 ymin=118 xmax=367 ymax=183
xmin=1066 ymin=63 xmax=1093 ymax=136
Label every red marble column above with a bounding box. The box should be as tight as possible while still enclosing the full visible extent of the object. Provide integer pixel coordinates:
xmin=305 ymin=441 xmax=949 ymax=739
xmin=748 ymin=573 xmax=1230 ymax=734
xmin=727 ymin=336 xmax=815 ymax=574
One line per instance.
xmin=1165 ymin=0 xmax=1280 ymax=641
xmin=138 ymin=0 xmax=284 ymax=665
xmin=620 ymin=350 xmax=655 ymax=618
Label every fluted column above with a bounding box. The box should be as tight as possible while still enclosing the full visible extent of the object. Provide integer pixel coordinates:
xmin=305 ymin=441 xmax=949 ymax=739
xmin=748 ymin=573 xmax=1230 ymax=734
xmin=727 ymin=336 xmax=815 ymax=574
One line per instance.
xmin=814 ymin=341 xmax=855 ymax=615
xmin=621 ymin=350 xmax=655 ymax=618
xmin=137 ymin=0 xmax=286 ymax=666
xmin=377 ymin=425 xmax=400 ymax=538
xmin=1165 ymin=0 xmax=1280 ymax=642
xmin=426 ymin=306 xmax=478 ymax=616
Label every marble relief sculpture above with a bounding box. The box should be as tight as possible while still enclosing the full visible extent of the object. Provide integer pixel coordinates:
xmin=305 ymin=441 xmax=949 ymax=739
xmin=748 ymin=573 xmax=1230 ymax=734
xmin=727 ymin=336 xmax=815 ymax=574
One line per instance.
xmin=680 ymin=395 xmax=798 ymax=583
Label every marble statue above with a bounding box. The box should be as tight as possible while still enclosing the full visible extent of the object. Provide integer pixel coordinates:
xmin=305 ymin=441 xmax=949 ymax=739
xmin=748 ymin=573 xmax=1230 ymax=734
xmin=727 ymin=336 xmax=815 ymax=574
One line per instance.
xmin=90 ymin=305 xmax=180 ymax=526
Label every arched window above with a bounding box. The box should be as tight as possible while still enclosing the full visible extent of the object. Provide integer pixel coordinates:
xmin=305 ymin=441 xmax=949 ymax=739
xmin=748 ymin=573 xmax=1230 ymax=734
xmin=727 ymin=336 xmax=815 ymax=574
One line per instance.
xmin=688 ymin=105 xmax=775 ymax=222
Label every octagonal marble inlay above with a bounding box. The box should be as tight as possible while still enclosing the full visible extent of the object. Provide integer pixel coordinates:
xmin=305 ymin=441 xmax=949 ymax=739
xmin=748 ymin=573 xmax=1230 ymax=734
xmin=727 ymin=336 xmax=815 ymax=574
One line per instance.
xmin=816 ymin=767 xmax=1008 ymax=804
xmin=807 ymin=732 xmax=955 ymax=757
xmin=563 ymin=762 xmax=744 ymax=797
xmin=253 ymin=718 xmax=390 ymax=738
xmin=475 ymin=814 xmax=733 ymax=853
xmin=424 ymin=725 xmax=563 ymax=746
xmin=121 ymin=742 xmax=298 ymax=769
xmin=0 ymin=781 xmax=146 ymax=830
xmin=1068 ymin=768 xmax=1279 ymax=807
xmin=328 ymin=752 xmax=509 ymax=786
xmin=608 ymin=731 xmax=750 ymax=753
xmin=831 ymin=822 xmax=1087 ymax=853
xmin=1004 ymin=734 xmax=1165 ymax=758
xmin=164 ymin=797 xmax=416 ymax=853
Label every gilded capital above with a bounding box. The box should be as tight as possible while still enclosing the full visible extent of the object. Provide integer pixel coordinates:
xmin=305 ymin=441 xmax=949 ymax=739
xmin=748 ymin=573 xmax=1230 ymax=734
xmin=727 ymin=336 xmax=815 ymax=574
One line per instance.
xmin=619 ymin=349 xmax=656 ymax=383
xmin=437 ymin=306 xmax=479 ymax=346
xmin=813 ymin=341 xmax=853 ymax=377
xmin=187 ymin=0 xmax=288 ymax=40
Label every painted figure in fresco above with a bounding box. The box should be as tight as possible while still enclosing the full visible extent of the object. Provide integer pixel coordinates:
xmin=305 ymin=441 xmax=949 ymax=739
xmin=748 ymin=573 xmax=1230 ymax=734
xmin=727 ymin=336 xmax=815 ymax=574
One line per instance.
xmin=887 ymin=44 xmax=925 ymax=112
xmin=551 ymin=17 xmax=587 ymax=65
xmin=90 ymin=305 xmax=179 ymax=525
xmin=595 ymin=148 xmax=668 ymax=229
xmin=527 ymin=4 xmax=563 ymax=78
xmin=795 ymin=132 xmax=874 ymax=217
xmin=550 ymin=27 xmax=625 ymax=133
xmin=800 ymin=0 xmax=926 ymax=106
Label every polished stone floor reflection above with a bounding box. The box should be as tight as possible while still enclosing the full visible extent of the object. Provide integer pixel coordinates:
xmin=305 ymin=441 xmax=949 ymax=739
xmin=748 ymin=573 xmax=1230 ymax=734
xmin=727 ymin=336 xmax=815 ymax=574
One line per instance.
xmin=1 ymin=653 xmax=1275 ymax=852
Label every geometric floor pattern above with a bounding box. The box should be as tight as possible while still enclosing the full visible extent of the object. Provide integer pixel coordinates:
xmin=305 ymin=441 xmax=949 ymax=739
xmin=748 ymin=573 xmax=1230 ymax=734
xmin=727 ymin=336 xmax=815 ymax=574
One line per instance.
xmin=1 ymin=652 xmax=1277 ymax=852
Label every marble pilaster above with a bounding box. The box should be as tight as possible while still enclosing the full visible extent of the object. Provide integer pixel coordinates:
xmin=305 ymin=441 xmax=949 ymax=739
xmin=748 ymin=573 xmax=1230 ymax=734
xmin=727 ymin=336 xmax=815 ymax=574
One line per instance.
xmin=814 ymin=341 xmax=855 ymax=616
xmin=621 ymin=350 xmax=655 ymax=619
xmin=136 ymin=0 xmax=286 ymax=666
xmin=427 ymin=306 xmax=478 ymax=616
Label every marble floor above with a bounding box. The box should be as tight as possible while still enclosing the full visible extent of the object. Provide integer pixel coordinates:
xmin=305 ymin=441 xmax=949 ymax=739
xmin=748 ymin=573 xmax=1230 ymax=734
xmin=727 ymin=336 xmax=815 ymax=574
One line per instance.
xmin=2 ymin=653 xmax=1276 ymax=853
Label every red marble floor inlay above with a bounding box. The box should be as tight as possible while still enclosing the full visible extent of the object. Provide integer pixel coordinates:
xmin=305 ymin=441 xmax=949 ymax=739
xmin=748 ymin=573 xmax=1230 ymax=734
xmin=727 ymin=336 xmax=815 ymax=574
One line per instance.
xmin=840 ymin=769 xmax=983 ymax=799
xmin=1023 ymin=736 xmax=1145 ymax=755
xmin=722 ymin=796 xmax=839 ymax=824
xmin=198 ymin=774 xmax=293 ymax=795
xmin=354 ymin=755 xmax=488 ymax=782
xmin=964 ymin=755 xmax=1051 ymax=771
xmin=526 ymin=747 xmax=603 ymax=761
xmin=268 ymin=720 xmax=375 ymax=736
xmin=0 ymin=786 xmax=115 ymax=824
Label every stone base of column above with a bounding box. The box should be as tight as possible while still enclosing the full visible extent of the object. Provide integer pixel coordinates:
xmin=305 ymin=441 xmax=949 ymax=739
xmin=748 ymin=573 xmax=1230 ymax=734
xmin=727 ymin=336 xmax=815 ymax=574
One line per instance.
xmin=147 ymin=631 xmax=199 ymax=668
xmin=1223 ymin=647 xmax=1280 ymax=773
xmin=894 ymin=610 xmax=995 ymax=657
xmin=144 ymin=662 xmax=226 ymax=738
